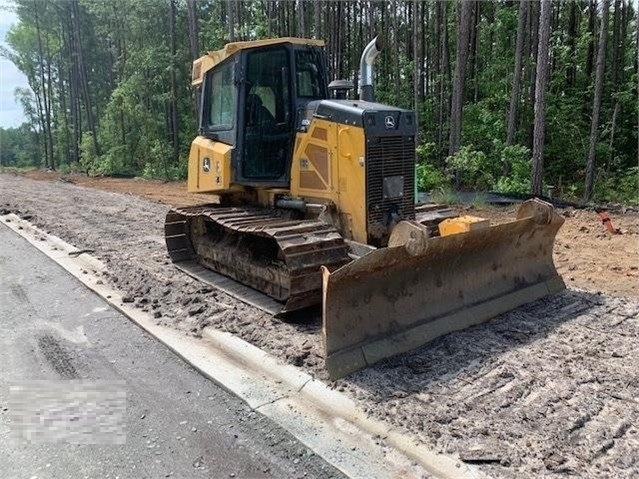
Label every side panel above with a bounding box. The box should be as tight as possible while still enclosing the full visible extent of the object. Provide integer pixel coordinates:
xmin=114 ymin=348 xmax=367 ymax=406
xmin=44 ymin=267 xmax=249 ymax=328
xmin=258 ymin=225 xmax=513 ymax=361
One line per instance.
xmin=187 ymin=136 xmax=233 ymax=194
xmin=337 ymin=125 xmax=367 ymax=243
xmin=290 ymin=119 xmax=367 ymax=243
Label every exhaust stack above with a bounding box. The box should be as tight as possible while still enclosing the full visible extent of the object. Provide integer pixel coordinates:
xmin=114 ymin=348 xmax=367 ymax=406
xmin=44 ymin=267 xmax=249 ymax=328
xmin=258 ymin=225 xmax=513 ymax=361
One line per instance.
xmin=359 ymin=36 xmax=382 ymax=102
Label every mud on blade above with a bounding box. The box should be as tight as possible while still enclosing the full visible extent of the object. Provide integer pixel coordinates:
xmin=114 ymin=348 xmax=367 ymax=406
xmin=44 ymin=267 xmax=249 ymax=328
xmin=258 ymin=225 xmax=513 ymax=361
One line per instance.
xmin=322 ymin=200 xmax=565 ymax=380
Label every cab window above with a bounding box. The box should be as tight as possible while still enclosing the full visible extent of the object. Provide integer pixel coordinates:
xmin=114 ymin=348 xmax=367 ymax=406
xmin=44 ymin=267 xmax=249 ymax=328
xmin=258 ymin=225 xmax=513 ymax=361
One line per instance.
xmin=206 ymin=62 xmax=235 ymax=130
xmin=296 ymin=51 xmax=324 ymax=99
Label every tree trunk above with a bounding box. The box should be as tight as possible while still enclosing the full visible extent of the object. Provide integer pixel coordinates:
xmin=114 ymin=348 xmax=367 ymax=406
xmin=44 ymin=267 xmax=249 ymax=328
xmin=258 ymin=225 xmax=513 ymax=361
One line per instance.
xmin=470 ymin=1 xmax=480 ymax=102
xmin=611 ymin=0 xmax=621 ymax=85
xmin=608 ymin=0 xmax=623 ymax=155
xmin=34 ymin=91 xmax=48 ymax=169
xmin=419 ymin=1 xmax=426 ymax=102
xmin=437 ymin=1 xmax=450 ymax=157
xmin=506 ymin=0 xmax=529 ymax=149
xmin=227 ymin=0 xmax=235 ymax=41
xmin=187 ymin=0 xmax=201 ymax=119
xmin=71 ymin=0 xmax=100 ymax=157
xmin=585 ymin=0 xmax=597 ymax=82
xmin=298 ymin=0 xmax=305 ymax=38
xmin=527 ymin=0 xmax=540 ymax=149
xmin=67 ymin=3 xmax=80 ymax=164
xmin=44 ymin=24 xmax=56 ymax=170
xmin=448 ymin=0 xmax=474 ymax=161
xmin=169 ymin=0 xmax=179 ymax=170
xmin=33 ymin=0 xmax=53 ymax=170
xmin=584 ymin=0 xmax=610 ymax=201
xmin=565 ymin=0 xmax=578 ymax=90
xmin=413 ymin=0 xmax=419 ymax=141
xmin=314 ymin=0 xmax=320 ymax=39
xmin=393 ymin=0 xmax=401 ymax=105
xmin=57 ymin=49 xmax=70 ymax=165
xmin=608 ymin=101 xmax=620 ymax=159
xmin=531 ymin=0 xmax=553 ymax=196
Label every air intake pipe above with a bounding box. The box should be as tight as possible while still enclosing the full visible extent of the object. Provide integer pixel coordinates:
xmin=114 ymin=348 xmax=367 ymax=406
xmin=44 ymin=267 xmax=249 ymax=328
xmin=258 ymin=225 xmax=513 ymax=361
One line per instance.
xmin=359 ymin=36 xmax=382 ymax=102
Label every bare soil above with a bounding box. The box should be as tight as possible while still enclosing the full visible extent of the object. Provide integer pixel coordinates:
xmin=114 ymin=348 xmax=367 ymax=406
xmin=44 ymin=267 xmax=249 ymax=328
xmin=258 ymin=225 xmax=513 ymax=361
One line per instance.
xmin=15 ymin=169 xmax=639 ymax=298
xmin=2 ymin=171 xmax=638 ymax=478
xmin=18 ymin=169 xmax=211 ymax=207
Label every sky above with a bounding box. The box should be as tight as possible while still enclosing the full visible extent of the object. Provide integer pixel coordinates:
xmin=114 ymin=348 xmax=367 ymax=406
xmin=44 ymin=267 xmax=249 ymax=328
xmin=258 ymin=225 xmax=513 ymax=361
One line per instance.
xmin=0 ymin=0 xmax=29 ymax=128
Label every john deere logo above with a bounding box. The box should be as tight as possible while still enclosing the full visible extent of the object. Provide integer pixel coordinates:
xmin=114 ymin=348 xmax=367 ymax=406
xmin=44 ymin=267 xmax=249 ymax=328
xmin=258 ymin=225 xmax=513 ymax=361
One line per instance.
xmin=202 ymin=157 xmax=211 ymax=172
xmin=384 ymin=115 xmax=395 ymax=129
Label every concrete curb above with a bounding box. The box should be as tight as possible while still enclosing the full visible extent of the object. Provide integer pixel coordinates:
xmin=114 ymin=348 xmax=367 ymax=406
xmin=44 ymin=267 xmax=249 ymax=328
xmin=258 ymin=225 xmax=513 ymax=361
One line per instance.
xmin=1 ymin=213 xmax=483 ymax=479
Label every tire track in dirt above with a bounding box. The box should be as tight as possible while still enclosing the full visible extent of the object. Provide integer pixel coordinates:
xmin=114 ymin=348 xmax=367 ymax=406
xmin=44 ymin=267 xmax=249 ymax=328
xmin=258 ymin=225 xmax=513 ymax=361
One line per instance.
xmin=37 ymin=334 xmax=79 ymax=379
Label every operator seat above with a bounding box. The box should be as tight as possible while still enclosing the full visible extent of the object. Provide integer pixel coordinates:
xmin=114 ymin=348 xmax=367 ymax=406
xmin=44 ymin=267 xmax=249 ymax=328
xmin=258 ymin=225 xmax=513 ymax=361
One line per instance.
xmin=246 ymin=93 xmax=275 ymax=129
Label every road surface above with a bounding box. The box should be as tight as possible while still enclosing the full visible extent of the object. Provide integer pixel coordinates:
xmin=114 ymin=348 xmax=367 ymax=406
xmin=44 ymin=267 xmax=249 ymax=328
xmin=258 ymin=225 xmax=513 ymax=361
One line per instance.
xmin=0 ymin=223 xmax=344 ymax=479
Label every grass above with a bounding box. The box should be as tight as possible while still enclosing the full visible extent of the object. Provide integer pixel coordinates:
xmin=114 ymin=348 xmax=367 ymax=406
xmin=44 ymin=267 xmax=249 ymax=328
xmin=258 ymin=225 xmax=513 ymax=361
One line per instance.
xmin=430 ymin=187 xmax=459 ymax=205
xmin=0 ymin=165 xmax=39 ymax=173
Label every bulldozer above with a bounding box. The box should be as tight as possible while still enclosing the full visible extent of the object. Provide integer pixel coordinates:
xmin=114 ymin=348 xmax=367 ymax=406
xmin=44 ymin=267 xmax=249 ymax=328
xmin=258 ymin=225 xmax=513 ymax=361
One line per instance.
xmin=165 ymin=37 xmax=565 ymax=379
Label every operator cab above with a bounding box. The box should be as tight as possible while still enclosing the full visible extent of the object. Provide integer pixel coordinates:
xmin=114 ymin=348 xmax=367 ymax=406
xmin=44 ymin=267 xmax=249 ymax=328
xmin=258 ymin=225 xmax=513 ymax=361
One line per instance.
xmin=198 ymin=39 xmax=329 ymax=187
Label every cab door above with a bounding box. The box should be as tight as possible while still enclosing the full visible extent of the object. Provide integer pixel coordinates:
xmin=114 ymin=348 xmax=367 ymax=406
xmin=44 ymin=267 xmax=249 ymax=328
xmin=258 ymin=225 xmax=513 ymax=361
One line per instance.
xmin=235 ymin=47 xmax=293 ymax=186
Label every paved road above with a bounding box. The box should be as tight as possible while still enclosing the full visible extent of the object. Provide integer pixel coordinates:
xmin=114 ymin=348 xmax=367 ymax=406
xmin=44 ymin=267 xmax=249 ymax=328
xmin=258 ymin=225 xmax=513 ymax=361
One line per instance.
xmin=0 ymin=224 xmax=344 ymax=479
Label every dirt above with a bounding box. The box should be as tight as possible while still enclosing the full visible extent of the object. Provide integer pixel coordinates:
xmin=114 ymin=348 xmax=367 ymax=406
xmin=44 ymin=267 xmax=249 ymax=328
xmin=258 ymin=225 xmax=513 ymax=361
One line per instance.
xmin=339 ymin=291 xmax=639 ymax=478
xmin=2 ymin=171 xmax=638 ymax=478
xmin=14 ymin=169 xmax=639 ymax=298
xmin=18 ymin=169 xmax=212 ymax=207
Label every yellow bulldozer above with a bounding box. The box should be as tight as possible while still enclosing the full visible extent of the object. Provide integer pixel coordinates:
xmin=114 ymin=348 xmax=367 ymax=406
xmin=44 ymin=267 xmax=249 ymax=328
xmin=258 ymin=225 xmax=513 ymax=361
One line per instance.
xmin=165 ymin=37 xmax=565 ymax=379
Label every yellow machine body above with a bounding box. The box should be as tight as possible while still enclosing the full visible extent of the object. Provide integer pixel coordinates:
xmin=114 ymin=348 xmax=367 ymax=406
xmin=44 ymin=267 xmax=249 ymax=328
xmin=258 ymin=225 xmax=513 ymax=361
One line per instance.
xmin=438 ymin=215 xmax=490 ymax=236
xmin=186 ymin=118 xmax=368 ymax=243
xmin=168 ymin=37 xmax=566 ymax=380
xmin=187 ymin=137 xmax=233 ymax=193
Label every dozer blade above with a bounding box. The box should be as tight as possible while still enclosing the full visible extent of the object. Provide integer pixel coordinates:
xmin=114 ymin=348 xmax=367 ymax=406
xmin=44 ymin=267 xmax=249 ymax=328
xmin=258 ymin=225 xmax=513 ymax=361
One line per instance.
xmin=322 ymin=199 xmax=565 ymax=380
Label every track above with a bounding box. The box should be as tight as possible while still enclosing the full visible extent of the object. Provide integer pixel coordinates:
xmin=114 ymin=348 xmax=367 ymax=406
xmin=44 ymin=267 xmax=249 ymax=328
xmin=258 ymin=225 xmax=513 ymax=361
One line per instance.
xmin=164 ymin=205 xmax=351 ymax=313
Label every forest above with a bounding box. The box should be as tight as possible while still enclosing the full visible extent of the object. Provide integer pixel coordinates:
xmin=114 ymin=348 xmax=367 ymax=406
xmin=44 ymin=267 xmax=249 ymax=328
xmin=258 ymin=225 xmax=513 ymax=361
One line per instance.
xmin=0 ymin=0 xmax=637 ymax=204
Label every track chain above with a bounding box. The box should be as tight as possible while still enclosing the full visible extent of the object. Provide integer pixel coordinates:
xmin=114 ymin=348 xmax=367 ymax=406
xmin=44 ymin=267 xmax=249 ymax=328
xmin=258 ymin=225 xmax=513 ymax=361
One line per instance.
xmin=165 ymin=204 xmax=351 ymax=313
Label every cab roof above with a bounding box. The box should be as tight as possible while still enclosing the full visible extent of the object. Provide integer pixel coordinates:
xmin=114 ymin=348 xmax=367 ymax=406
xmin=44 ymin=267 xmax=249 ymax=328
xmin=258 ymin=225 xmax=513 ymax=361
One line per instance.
xmin=191 ymin=37 xmax=325 ymax=86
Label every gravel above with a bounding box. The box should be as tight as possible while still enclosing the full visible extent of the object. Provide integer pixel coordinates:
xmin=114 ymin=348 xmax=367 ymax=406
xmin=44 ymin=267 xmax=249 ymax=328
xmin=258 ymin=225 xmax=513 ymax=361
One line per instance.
xmin=2 ymin=174 xmax=637 ymax=478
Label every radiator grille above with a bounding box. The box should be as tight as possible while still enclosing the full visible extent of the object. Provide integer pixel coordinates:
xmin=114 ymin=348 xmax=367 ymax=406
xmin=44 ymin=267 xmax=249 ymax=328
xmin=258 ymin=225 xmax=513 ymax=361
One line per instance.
xmin=365 ymin=135 xmax=416 ymax=246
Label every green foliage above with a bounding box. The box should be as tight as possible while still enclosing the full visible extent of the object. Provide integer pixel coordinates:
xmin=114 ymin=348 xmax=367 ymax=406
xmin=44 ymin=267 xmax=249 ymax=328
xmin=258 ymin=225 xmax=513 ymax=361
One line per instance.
xmin=56 ymin=163 xmax=84 ymax=175
xmin=415 ymin=142 xmax=438 ymax=164
xmin=415 ymin=142 xmax=448 ymax=191
xmin=445 ymin=146 xmax=496 ymax=190
xmin=435 ymin=143 xmax=533 ymax=195
xmin=416 ymin=161 xmax=447 ymax=192
xmin=494 ymin=145 xmax=532 ymax=195
xmin=0 ymin=124 xmax=41 ymax=168
xmin=593 ymin=167 xmax=639 ymax=205
xmin=79 ymin=132 xmax=100 ymax=175
xmin=96 ymin=77 xmax=162 ymax=175
xmin=141 ymin=139 xmax=186 ymax=181
xmin=461 ymin=101 xmax=508 ymax=156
